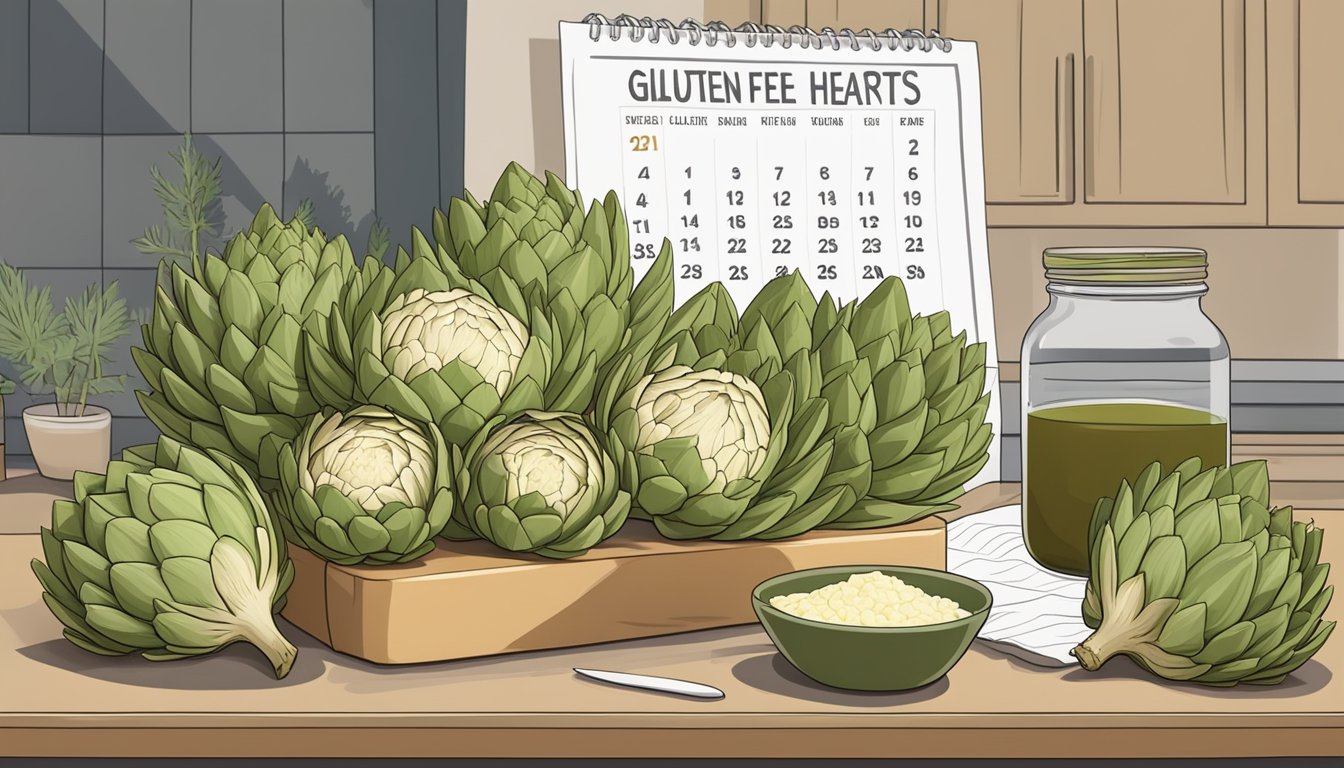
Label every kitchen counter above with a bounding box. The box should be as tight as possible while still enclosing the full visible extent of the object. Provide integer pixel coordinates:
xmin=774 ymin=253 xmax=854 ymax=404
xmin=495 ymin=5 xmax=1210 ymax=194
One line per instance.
xmin=1 ymin=436 xmax=1340 ymax=760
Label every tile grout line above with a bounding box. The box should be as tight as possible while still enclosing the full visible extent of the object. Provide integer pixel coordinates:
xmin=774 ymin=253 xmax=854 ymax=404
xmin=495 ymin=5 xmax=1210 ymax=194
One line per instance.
xmin=281 ymin=0 xmax=287 ymax=215
xmin=435 ymin=0 xmax=441 ymax=209
xmin=371 ymin=0 xmax=377 ymax=231
xmin=26 ymin=0 xmax=31 ymax=133
xmin=188 ymin=0 xmax=193 ymax=136
xmin=100 ymin=0 xmax=107 ymax=287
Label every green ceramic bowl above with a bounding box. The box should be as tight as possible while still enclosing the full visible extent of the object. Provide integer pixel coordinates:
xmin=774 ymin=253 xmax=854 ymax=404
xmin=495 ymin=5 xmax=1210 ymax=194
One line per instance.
xmin=751 ymin=565 xmax=993 ymax=692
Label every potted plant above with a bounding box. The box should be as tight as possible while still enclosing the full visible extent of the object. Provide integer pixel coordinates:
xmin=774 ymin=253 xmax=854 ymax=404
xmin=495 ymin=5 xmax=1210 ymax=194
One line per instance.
xmin=0 ymin=263 xmax=131 ymax=479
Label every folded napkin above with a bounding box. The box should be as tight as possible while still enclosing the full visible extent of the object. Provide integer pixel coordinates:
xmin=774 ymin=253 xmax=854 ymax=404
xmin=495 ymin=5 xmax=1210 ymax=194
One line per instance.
xmin=946 ymin=505 xmax=1091 ymax=667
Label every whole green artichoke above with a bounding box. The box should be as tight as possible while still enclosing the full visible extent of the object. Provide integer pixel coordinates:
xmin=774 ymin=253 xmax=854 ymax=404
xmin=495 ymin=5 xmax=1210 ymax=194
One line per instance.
xmin=273 ymin=406 xmax=454 ymax=565
xmin=823 ymin=277 xmax=993 ymax=527
xmin=133 ymin=203 xmax=360 ymax=487
xmin=31 ymin=437 xmax=297 ymax=678
xmin=596 ymin=275 xmax=860 ymax=540
xmin=1073 ymin=458 xmax=1335 ymax=685
xmin=431 ymin=162 xmax=675 ymax=410
xmin=303 ymin=241 xmax=555 ymax=447
xmin=446 ymin=411 xmax=631 ymax=558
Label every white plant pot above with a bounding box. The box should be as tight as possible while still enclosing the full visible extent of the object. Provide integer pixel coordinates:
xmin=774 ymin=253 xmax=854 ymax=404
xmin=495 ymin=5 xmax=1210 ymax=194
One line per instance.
xmin=23 ymin=404 xmax=112 ymax=480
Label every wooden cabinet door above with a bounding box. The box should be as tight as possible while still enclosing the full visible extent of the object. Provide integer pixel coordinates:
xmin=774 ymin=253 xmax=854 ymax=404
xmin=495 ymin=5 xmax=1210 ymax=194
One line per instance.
xmin=715 ymin=0 xmax=1267 ymax=225
xmin=1268 ymin=0 xmax=1344 ymax=225
xmin=1082 ymin=0 xmax=1265 ymax=220
xmin=807 ymin=0 xmax=925 ymax=31
xmin=706 ymin=0 xmax=923 ymax=29
xmin=932 ymin=1 xmax=1080 ymax=208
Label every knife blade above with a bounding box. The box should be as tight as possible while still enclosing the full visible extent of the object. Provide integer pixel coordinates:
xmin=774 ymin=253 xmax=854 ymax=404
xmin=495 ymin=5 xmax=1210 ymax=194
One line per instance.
xmin=573 ymin=667 xmax=725 ymax=699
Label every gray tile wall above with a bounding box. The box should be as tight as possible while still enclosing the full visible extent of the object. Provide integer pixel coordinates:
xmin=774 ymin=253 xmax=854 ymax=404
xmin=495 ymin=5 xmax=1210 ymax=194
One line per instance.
xmin=0 ymin=1 xmax=28 ymax=133
xmin=376 ymin=0 xmax=440 ymax=240
xmin=285 ymin=0 xmax=373 ymax=133
xmin=192 ymin=0 xmax=284 ymax=133
xmin=0 ymin=0 xmax=466 ymax=464
xmin=30 ymin=0 xmax=103 ymax=133
xmin=104 ymin=0 xmax=191 ymax=133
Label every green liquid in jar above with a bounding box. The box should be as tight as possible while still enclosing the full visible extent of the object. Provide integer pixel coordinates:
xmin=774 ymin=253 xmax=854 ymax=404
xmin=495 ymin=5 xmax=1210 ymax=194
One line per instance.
xmin=1024 ymin=403 xmax=1228 ymax=576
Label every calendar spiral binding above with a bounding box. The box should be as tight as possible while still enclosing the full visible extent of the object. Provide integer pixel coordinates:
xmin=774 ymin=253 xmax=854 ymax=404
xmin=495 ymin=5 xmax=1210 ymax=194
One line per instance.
xmin=583 ymin=13 xmax=954 ymax=53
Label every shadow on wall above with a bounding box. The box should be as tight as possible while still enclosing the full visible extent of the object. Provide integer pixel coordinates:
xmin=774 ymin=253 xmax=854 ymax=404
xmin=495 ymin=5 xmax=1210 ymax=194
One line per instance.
xmin=193 ymin=134 xmax=267 ymax=250
xmin=286 ymin=155 xmax=376 ymax=249
xmin=3 ymin=0 xmax=375 ymax=457
xmin=41 ymin=0 xmax=374 ymax=251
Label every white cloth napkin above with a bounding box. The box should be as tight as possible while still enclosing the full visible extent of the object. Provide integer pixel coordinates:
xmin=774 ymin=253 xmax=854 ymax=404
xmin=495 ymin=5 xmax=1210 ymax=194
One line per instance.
xmin=946 ymin=505 xmax=1091 ymax=667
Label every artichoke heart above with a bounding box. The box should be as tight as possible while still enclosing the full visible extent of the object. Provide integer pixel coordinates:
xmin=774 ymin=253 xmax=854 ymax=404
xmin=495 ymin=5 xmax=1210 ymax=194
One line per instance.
xmin=431 ymin=162 xmax=677 ymax=414
xmin=31 ymin=437 xmax=297 ymax=678
xmin=306 ymin=227 xmax=563 ymax=448
xmin=449 ymin=411 xmax=631 ymax=559
xmin=1073 ymin=458 xmax=1335 ymax=685
xmin=595 ymin=269 xmax=992 ymax=540
xmin=598 ymin=274 xmax=853 ymax=540
xmin=274 ymin=406 xmax=455 ymax=565
xmin=381 ymin=288 xmax=528 ymax=392
xmin=305 ymin=162 xmax=676 ymax=447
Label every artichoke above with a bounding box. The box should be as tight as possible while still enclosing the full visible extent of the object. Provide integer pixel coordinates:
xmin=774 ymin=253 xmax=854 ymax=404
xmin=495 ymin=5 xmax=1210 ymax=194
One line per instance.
xmin=133 ymin=203 xmax=360 ymax=487
xmin=597 ymin=275 xmax=861 ymax=540
xmin=305 ymin=164 xmax=675 ymax=447
xmin=1073 ymin=458 xmax=1335 ymax=685
xmin=447 ymin=411 xmax=631 ymax=558
xmin=598 ymin=271 xmax=992 ymax=540
xmin=31 ymin=437 xmax=297 ymax=678
xmin=823 ymin=277 xmax=993 ymax=527
xmin=432 ymin=162 xmax=675 ymax=411
xmin=273 ymin=406 xmax=454 ymax=565
xmin=304 ymin=242 xmax=555 ymax=447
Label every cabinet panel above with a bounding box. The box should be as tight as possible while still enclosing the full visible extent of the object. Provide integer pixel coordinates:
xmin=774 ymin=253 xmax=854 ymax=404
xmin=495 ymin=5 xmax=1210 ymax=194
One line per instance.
xmin=1268 ymin=0 xmax=1344 ymax=224
xmin=935 ymin=0 xmax=1079 ymax=204
xmin=727 ymin=0 xmax=1266 ymax=225
xmin=807 ymin=0 xmax=924 ymax=31
xmin=709 ymin=1 xmax=922 ymax=32
xmin=1084 ymin=0 xmax=1246 ymax=205
xmin=763 ymin=0 xmax=807 ymax=25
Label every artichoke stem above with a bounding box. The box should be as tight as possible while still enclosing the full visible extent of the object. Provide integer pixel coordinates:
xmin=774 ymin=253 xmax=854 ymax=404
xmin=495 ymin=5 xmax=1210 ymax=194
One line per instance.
xmin=248 ymin=618 xmax=298 ymax=679
xmin=1071 ymin=624 xmax=1130 ymax=672
xmin=1071 ymin=641 xmax=1107 ymax=671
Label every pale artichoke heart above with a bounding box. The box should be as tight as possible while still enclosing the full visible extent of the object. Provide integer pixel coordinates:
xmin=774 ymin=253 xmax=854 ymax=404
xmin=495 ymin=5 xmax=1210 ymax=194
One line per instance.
xmin=380 ymin=287 xmax=528 ymax=395
xmin=486 ymin=421 xmax=602 ymax=517
xmin=633 ymin=367 xmax=771 ymax=492
xmin=302 ymin=409 xmax=434 ymax=512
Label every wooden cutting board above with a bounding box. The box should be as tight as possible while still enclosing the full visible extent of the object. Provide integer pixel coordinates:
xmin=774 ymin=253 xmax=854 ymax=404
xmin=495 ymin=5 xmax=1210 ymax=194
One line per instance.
xmin=279 ymin=490 xmax=1014 ymax=664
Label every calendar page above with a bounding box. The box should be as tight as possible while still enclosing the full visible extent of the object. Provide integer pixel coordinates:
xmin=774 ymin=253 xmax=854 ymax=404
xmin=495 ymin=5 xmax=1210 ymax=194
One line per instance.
xmin=560 ymin=18 xmax=1000 ymax=486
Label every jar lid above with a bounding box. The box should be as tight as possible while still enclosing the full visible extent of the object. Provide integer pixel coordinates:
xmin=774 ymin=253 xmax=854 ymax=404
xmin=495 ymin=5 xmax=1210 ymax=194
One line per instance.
xmin=1043 ymin=247 xmax=1208 ymax=284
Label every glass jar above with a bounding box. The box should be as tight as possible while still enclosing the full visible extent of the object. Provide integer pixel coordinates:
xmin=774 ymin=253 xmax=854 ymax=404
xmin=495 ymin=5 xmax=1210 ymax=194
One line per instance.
xmin=1020 ymin=247 xmax=1230 ymax=576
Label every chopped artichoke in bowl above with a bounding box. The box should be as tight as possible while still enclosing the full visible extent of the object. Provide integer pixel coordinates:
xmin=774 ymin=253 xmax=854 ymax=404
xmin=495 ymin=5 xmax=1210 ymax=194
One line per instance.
xmin=769 ymin=570 xmax=972 ymax=627
xmin=752 ymin=565 xmax=991 ymax=691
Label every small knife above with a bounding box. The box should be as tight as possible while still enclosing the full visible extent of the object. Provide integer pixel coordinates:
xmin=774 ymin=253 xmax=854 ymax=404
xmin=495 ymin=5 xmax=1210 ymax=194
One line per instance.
xmin=573 ymin=667 xmax=725 ymax=700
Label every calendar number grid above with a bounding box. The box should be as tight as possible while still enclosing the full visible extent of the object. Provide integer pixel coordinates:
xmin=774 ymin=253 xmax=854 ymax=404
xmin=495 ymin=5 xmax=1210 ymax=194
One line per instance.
xmin=617 ymin=107 xmax=948 ymax=311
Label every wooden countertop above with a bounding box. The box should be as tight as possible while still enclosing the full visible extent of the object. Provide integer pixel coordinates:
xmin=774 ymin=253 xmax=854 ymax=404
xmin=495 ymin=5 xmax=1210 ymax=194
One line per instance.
xmin=1 ymin=438 xmax=1341 ymax=760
